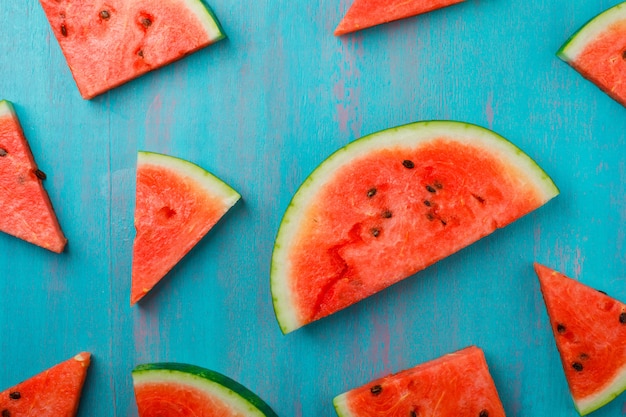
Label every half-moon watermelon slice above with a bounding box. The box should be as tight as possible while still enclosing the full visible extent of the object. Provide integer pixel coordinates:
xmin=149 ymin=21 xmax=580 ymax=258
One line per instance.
xmin=534 ymin=263 xmax=626 ymax=415
xmin=0 ymin=100 xmax=66 ymax=253
xmin=131 ymin=151 xmax=240 ymax=305
xmin=0 ymin=352 xmax=91 ymax=417
xmin=334 ymin=0 xmax=465 ymax=36
xmin=333 ymin=346 xmax=506 ymax=417
xmin=39 ymin=0 xmax=225 ymax=99
xmin=271 ymin=121 xmax=559 ymax=333
xmin=132 ymin=362 xmax=279 ymax=417
xmin=557 ymin=2 xmax=626 ymax=107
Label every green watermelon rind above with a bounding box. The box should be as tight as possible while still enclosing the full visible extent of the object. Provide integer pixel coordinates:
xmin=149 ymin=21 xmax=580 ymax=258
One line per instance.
xmin=575 ymin=366 xmax=626 ymax=415
xmin=557 ymin=2 xmax=626 ymax=62
xmin=194 ymin=0 xmax=227 ymax=41
xmin=270 ymin=121 xmax=559 ymax=334
xmin=137 ymin=151 xmax=241 ymax=208
xmin=132 ymin=363 xmax=279 ymax=417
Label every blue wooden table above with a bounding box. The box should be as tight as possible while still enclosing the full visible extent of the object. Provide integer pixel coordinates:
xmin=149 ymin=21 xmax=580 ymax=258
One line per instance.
xmin=1 ymin=0 xmax=625 ymax=416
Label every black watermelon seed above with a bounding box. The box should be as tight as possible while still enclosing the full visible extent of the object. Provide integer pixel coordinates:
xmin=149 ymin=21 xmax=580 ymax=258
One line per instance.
xmin=572 ymin=362 xmax=583 ymax=372
xmin=426 ymin=185 xmax=436 ymax=193
xmin=100 ymin=10 xmax=110 ymax=19
xmin=472 ymin=193 xmax=486 ymax=204
xmin=556 ymin=323 xmax=566 ymax=334
xmin=440 ymin=219 xmax=447 ymax=226
xmin=381 ymin=210 xmax=392 ymax=219
xmin=137 ymin=50 xmax=144 ymax=58
xmin=410 ymin=411 xmax=417 ymax=417
xmin=371 ymin=228 xmax=380 ymax=238
xmin=620 ymin=312 xmax=626 ymax=324
xmin=579 ymin=353 xmax=589 ymax=361
xmin=433 ymin=181 xmax=443 ymax=189
xmin=8 ymin=392 xmax=20 ymax=400
xmin=426 ymin=213 xmax=434 ymax=221
xmin=423 ymin=200 xmax=431 ymax=207
xmin=479 ymin=410 xmax=489 ymax=417
xmin=0 ymin=148 xmax=7 ymax=157
xmin=2 ymin=409 xmax=10 ymax=417
xmin=367 ymin=188 xmax=377 ymax=198
xmin=370 ymin=385 xmax=382 ymax=395
xmin=60 ymin=24 xmax=68 ymax=37
xmin=140 ymin=17 xmax=152 ymax=27
xmin=34 ymin=169 xmax=47 ymax=180
xmin=622 ymin=50 xmax=626 ymax=60
xmin=402 ymin=160 xmax=415 ymax=169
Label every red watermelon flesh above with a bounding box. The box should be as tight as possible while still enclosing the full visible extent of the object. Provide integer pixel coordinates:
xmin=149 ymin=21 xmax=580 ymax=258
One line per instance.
xmin=534 ymin=263 xmax=626 ymax=415
xmin=39 ymin=0 xmax=225 ymax=99
xmin=333 ymin=346 xmax=506 ymax=417
xmin=0 ymin=352 xmax=91 ymax=417
xmin=131 ymin=152 xmax=240 ymax=304
xmin=335 ymin=0 xmax=465 ymax=36
xmin=557 ymin=2 xmax=626 ymax=107
xmin=0 ymin=100 xmax=66 ymax=253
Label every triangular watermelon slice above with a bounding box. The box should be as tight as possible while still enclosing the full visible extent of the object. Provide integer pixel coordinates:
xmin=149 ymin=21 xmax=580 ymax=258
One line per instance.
xmin=131 ymin=151 xmax=240 ymax=304
xmin=132 ymin=363 xmax=279 ymax=417
xmin=335 ymin=0 xmax=465 ymax=36
xmin=0 ymin=100 xmax=67 ymax=253
xmin=333 ymin=346 xmax=506 ymax=417
xmin=0 ymin=352 xmax=91 ymax=417
xmin=271 ymin=121 xmax=559 ymax=334
xmin=557 ymin=2 xmax=626 ymax=107
xmin=39 ymin=0 xmax=226 ymax=99
xmin=534 ymin=263 xmax=626 ymax=415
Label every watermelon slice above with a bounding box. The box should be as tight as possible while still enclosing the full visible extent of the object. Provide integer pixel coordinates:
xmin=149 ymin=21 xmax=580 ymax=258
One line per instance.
xmin=0 ymin=100 xmax=67 ymax=253
xmin=271 ymin=121 xmax=559 ymax=333
xmin=39 ymin=0 xmax=225 ymax=99
xmin=335 ymin=0 xmax=465 ymax=36
xmin=333 ymin=346 xmax=506 ymax=417
xmin=132 ymin=362 xmax=279 ymax=417
xmin=131 ymin=151 xmax=240 ymax=304
xmin=534 ymin=263 xmax=626 ymax=415
xmin=0 ymin=352 xmax=91 ymax=417
xmin=557 ymin=2 xmax=626 ymax=107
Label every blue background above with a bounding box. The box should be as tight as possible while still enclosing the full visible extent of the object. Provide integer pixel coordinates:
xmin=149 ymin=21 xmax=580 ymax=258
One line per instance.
xmin=1 ymin=0 xmax=625 ymax=416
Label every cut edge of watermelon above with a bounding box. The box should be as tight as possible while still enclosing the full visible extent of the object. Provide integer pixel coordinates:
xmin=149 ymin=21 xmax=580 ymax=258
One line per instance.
xmin=137 ymin=151 xmax=241 ymax=207
xmin=557 ymin=2 xmax=626 ymax=62
xmin=270 ymin=121 xmax=559 ymax=334
xmin=132 ymin=363 xmax=278 ymax=417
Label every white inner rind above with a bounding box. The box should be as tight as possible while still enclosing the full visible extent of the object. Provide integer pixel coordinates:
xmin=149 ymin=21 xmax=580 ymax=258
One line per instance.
xmin=137 ymin=151 xmax=240 ymax=208
xmin=270 ymin=121 xmax=559 ymax=334
xmin=0 ymin=100 xmax=15 ymax=118
xmin=132 ymin=370 xmax=267 ymax=417
xmin=558 ymin=2 xmax=626 ymax=61
xmin=183 ymin=0 xmax=224 ymax=40
xmin=333 ymin=393 xmax=355 ymax=417
xmin=575 ymin=362 xmax=626 ymax=415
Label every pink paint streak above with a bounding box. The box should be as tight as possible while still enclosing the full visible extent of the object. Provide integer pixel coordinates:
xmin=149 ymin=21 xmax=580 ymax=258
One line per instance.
xmin=334 ymin=36 xmax=364 ymax=140
xmin=485 ymin=92 xmax=495 ymax=130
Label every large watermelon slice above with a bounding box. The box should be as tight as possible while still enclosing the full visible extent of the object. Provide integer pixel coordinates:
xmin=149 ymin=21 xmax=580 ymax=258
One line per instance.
xmin=131 ymin=151 xmax=240 ymax=304
xmin=0 ymin=352 xmax=91 ymax=417
xmin=271 ymin=121 xmax=559 ymax=333
xmin=39 ymin=0 xmax=225 ymax=99
xmin=334 ymin=0 xmax=465 ymax=36
xmin=333 ymin=346 xmax=506 ymax=417
xmin=557 ymin=2 xmax=626 ymax=107
xmin=534 ymin=263 xmax=626 ymax=415
xmin=0 ymin=100 xmax=67 ymax=253
xmin=132 ymin=362 xmax=279 ymax=417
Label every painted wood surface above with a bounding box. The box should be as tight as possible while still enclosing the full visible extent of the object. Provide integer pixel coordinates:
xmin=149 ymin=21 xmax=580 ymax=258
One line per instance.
xmin=1 ymin=0 xmax=625 ymax=416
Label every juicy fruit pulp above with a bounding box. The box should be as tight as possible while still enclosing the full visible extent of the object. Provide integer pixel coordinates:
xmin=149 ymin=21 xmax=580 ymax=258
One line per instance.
xmin=333 ymin=346 xmax=506 ymax=417
xmin=39 ymin=0 xmax=225 ymax=99
xmin=335 ymin=0 xmax=465 ymax=36
xmin=0 ymin=352 xmax=91 ymax=417
xmin=131 ymin=151 xmax=240 ymax=304
xmin=132 ymin=363 xmax=279 ymax=417
xmin=0 ymin=100 xmax=66 ymax=253
xmin=557 ymin=2 xmax=626 ymax=107
xmin=271 ymin=121 xmax=559 ymax=334
xmin=534 ymin=263 xmax=626 ymax=415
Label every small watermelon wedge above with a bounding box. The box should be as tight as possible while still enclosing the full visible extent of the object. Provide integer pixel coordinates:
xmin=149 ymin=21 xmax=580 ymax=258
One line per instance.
xmin=131 ymin=151 xmax=240 ymax=304
xmin=335 ymin=0 xmax=465 ymax=36
xmin=557 ymin=2 xmax=626 ymax=107
xmin=333 ymin=346 xmax=506 ymax=417
xmin=534 ymin=263 xmax=626 ymax=415
xmin=271 ymin=121 xmax=559 ymax=334
xmin=0 ymin=100 xmax=66 ymax=253
xmin=0 ymin=352 xmax=91 ymax=417
xmin=132 ymin=362 xmax=279 ymax=417
xmin=39 ymin=0 xmax=226 ymax=99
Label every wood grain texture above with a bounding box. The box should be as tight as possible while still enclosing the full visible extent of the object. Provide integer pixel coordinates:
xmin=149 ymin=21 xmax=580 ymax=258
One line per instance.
xmin=1 ymin=0 xmax=625 ymax=416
